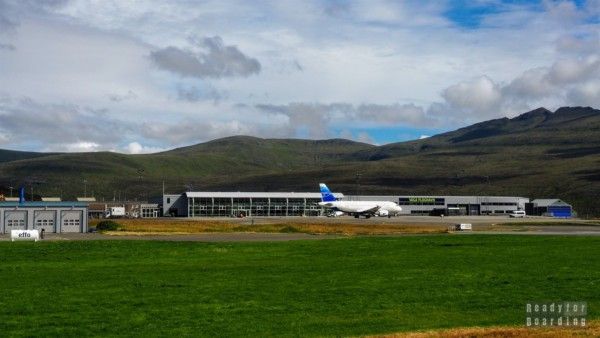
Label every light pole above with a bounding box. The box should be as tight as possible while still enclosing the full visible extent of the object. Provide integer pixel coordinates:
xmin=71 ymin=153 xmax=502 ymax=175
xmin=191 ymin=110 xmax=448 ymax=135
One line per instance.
xmin=9 ymin=186 xmax=13 ymax=197
xmin=83 ymin=179 xmax=88 ymax=198
xmin=137 ymin=169 xmax=145 ymax=202
xmin=355 ymin=172 xmax=362 ymax=196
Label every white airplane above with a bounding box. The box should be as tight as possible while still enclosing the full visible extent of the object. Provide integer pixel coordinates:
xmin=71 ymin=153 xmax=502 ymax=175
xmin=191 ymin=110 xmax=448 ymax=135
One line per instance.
xmin=318 ymin=183 xmax=402 ymax=218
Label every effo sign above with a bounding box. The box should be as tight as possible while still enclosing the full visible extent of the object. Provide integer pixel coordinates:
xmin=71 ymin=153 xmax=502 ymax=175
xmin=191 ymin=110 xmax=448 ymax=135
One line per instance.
xmin=454 ymin=223 xmax=472 ymax=231
xmin=11 ymin=230 xmax=40 ymax=242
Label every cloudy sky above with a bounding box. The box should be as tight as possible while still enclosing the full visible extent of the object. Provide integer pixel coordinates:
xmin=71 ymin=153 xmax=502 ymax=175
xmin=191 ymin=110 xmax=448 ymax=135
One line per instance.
xmin=0 ymin=0 xmax=599 ymax=153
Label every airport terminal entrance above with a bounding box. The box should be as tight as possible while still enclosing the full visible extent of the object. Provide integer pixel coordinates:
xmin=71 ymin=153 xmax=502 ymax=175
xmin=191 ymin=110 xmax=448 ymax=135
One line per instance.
xmin=232 ymin=209 xmax=249 ymax=217
xmin=468 ymin=204 xmax=480 ymax=215
xmin=429 ymin=208 xmax=446 ymax=216
xmin=447 ymin=204 xmax=480 ymax=216
xmin=269 ymin=199 xmax=286 ymax=217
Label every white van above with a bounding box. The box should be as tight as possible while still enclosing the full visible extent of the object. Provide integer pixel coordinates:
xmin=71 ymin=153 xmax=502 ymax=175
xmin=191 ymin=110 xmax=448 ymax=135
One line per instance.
xmin=509 ymin=210 xmax=526 ymax=218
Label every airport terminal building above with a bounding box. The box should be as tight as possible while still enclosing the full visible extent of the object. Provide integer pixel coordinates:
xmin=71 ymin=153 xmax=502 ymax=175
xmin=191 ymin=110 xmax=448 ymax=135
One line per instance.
xmin=345 ymin=195 xmax=530 ymax=216
xmin=163 ymin=192 xmax=554 ymax=217
xmin=164 ymin=192 xmax=345 ymax=217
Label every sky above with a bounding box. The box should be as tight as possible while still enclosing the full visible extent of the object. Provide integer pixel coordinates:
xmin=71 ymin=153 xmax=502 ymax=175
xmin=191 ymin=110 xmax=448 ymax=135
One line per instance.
xmin=0 ymin=0 xmax=599 ymax=153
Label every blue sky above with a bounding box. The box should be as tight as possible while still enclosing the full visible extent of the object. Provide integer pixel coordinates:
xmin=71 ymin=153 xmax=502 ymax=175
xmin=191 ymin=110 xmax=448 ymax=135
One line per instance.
xmin=445 ymin=0 xmax=514 ymax=28
xmin=0 ymin=0 xmax=599 ymax=152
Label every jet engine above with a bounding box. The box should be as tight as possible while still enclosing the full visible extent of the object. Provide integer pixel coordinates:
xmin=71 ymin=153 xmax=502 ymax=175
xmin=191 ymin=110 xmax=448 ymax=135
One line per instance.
xmin=376 ymin=209 xmax=389 ymax=217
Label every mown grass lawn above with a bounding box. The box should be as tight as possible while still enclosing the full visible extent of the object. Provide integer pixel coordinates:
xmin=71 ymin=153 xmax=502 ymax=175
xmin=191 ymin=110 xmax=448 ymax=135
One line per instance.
xmin=0 ymin=235 xmax=598 ymax=337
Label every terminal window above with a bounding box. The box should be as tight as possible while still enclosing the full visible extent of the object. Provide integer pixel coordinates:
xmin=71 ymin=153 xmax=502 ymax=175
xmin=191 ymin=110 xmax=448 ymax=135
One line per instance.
xmin=481 ymin=202 xmax=517 ymax=206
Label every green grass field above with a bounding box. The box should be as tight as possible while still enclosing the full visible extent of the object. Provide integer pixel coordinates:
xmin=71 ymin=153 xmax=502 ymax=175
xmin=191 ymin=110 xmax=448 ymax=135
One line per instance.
xmin=0 ymin=235 xmax=598 ymax=337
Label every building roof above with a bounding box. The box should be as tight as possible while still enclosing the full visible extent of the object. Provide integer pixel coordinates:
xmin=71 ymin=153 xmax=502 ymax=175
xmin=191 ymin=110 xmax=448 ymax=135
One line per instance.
xmin=77 ymin=197 xmax=97 ymax=202
xmin=532 ymin=199 xmax=570 ymax=207
xmin=41 ymin=197 xmax=62 ymax=202
xmin=185 ymin=192 xmax=344 ymax=199
xmin=0 ymin=201 xmax=88 ymax=208
xmin=348 ymin=195 xmax=529 ymax=200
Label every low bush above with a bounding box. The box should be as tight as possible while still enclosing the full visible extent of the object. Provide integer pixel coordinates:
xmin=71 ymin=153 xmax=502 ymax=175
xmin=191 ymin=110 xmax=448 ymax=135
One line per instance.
xmin=96 ymin=220 xmax=122 ymax=231
xmin=279 ymin=225 xmax=300 ymax=233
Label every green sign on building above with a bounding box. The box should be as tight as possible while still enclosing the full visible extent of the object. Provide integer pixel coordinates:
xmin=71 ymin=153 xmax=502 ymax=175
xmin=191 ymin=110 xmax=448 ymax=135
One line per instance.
xmin=409 ymin=197 xmax=436 ymax=204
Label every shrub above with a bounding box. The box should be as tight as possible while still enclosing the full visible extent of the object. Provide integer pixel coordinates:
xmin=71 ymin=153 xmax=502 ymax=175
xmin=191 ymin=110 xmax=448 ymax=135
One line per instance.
xmin=96 ymin=220 xmax=122 ymax=231
xmin=279 ymin=225 xmax=300 ymax=233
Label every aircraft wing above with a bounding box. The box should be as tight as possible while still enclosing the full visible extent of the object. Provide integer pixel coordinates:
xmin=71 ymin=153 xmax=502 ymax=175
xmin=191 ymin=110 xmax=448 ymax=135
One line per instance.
xmin=356 ymin=206 xmax=380 ymax=214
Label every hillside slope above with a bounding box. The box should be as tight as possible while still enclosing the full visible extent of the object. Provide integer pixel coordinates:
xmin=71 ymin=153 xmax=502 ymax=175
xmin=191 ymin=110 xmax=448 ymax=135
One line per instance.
xmin=0 ymin=149 xmax=54 ymax=163
xmin=0 ymin=107 xmax=598 ymax=215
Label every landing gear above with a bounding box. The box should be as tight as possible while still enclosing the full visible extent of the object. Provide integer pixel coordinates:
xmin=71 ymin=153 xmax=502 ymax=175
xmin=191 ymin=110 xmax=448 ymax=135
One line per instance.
xmin=354 ymin=214 xmax=360 ymax=219
xmin=365 ymin=215 xmax=371 ymax=219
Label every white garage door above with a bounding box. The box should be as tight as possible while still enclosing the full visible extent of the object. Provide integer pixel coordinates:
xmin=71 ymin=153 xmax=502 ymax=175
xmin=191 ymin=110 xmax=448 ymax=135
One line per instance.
xmin=61 ymin=210 xmax=83 ymax=233
xmin=5 ymin=211 xmax=27 ymax=232
xmin=34 ymin=210 xmax=57 ymax=233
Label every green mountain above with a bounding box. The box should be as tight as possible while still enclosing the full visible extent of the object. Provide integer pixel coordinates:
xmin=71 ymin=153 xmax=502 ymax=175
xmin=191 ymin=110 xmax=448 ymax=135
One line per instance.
xmin=0 ymin=149 xmax=54 ymax=163
xmin=0 ymin=106 xmax=599 ymax=216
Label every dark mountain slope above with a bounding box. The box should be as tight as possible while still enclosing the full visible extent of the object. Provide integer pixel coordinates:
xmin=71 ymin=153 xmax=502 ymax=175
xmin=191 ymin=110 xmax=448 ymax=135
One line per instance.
xmin=0 ymin=149 xmax=54 ymax=163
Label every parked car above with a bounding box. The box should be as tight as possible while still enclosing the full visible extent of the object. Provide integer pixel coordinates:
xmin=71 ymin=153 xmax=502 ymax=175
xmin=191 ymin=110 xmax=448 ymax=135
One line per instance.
xmin=509 ymin=210 xmax=527 ymax=218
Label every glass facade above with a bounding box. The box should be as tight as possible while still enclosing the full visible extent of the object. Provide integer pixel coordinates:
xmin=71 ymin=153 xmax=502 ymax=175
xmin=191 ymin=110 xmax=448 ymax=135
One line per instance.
xmin=187 ymin=196 xmax=327 ymax=217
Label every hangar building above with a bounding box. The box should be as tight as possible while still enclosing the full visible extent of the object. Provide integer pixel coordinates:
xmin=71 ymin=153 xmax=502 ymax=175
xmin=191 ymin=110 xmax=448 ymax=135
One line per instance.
xmin=528 ymin=199 xmax=573 ymax=218
xmin=0 ymin=202 xmax=88 ymax=233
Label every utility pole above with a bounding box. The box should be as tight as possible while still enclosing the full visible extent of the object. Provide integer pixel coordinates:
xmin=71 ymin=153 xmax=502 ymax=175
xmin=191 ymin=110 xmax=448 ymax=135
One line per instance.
xmin=9 ymin=186 xmax=13 ymax=197
xmin=83 ymin=179 xmax=88 ymax=198
xmin=137 ymin=169 xmax=145 ymax=202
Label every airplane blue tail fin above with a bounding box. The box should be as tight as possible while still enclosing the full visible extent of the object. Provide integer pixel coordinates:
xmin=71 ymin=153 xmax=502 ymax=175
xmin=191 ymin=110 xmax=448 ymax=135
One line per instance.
xmin=319 ymin=183 xmax=336 ymax=202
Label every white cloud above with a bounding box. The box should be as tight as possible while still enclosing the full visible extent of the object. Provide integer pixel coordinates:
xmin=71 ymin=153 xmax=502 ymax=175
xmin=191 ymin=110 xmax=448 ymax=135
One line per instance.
xmin=149 ymin=36 xmax=261 ymax=79
xmin=125 ymin=142 xmax=164 ymax=154
xmin=442 ymin=76 xmax=502 ymax=117
xmin=62 ymin=141 xmax=101 ymax=152
xmin=356 ymin=131 xmax=374 ymax=144
xmin=256 ymin=102 xmax=436 ymax=138
xmin=0 ymin=0 xmax=598 ymax=151
xmin=0 ymin=96 xmax=132 ymax=150
xmin=140 ymin=118 xmax=289 ymax=146
xmin=0 ymin=131 xmax=9 ymax=144
xmin=433 ymin=55 xmax=600 ymax=121
xmin=567 ymin=80 xmax=600 ymax=106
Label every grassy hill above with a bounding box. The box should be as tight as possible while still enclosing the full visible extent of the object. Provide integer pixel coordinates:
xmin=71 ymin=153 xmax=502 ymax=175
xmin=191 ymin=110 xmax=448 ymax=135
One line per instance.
xmin=0 ymin=106 xmax=598 ymax=216
xmin=0 ymin=149 xmax=54 ymax=163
